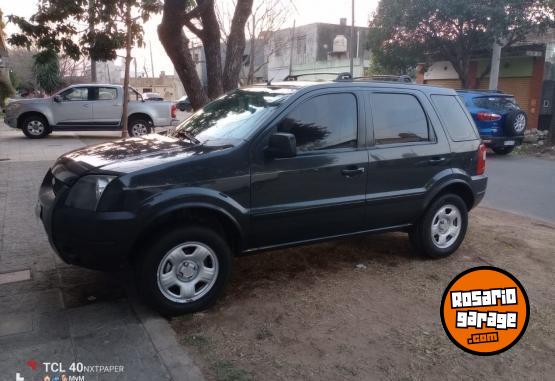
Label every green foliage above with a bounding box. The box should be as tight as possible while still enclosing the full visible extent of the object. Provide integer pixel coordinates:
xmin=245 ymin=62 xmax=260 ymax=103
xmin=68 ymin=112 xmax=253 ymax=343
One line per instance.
xmin=33 ymin=50 xmax=61 ymax=94
xmin=368 ymin=0 xmax=554 ymax=83
xmin=7 ymin=0 xmax=161 ymax=61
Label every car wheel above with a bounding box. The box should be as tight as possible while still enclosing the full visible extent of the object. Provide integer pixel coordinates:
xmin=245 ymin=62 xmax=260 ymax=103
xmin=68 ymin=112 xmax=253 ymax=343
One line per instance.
xmin=21 ymin=115 xmax=49 ymax=139
xmin=492 ymin=146 xmax=515 ymax=155
xmin=409 ymin=194 xmax=468 ymax=258
xmin=128 ymin=117 xmax=152 ymax=137
xmin=136 ymin=226 xmax=232 ymax=316
xmin=504 ymin=111 xmax=527 ymax=136
xmin=178 ymin=105 xmax=186 ymax=112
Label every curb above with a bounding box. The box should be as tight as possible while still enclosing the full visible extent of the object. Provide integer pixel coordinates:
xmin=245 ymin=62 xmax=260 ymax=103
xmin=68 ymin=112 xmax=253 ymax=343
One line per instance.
xmin=125 ymin=276 xmax=205 ymax=381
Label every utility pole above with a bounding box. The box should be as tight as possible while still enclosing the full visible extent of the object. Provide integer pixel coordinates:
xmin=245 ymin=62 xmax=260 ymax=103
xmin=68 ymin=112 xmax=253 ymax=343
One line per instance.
xmin=149 ymin=41 xmax=155 ymax=89
xmin=89 ymin=0 xmax=96 ymax=83
xmin=489 ymin=40 xmax=503 ymax=90
xmin=350 ymin=0 xmax=354 ymax=76
xmin=288 ymin=20 xmax=296 ymax=77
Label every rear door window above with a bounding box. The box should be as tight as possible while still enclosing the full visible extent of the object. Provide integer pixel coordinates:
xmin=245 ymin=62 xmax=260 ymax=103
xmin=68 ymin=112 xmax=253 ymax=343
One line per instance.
xmin=431 ymin=95 xmax=478 ymax=141
xmin=371 ymin=93 xmax=430 ymax=145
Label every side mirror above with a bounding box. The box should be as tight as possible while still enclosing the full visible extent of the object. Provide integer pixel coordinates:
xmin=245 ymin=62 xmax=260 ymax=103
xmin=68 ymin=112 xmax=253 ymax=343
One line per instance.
xmin=53 ymin=95 xmax=62 ymax=103
xmin=266 ymin=132 xmax=296 ymax=158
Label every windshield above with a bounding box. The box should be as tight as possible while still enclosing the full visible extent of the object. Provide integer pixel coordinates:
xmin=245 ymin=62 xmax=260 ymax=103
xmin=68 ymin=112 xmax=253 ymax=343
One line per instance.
xmin=473 ymin=96 xmax=519 ymax=112
xmin=172 ymin=87 xmax=296 ymax=143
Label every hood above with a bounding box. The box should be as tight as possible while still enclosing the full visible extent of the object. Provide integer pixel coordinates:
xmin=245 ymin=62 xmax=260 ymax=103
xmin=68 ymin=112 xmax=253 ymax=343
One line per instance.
xmin=51 ymin=134 xmax=235 ymax=184
xmin=9 ymin=97 xmax=51 ymax=105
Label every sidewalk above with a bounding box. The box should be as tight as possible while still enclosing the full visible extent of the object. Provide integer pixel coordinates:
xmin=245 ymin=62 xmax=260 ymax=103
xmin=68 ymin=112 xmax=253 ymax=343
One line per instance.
xmin=0 ymin=123 xmax=202 ymax=380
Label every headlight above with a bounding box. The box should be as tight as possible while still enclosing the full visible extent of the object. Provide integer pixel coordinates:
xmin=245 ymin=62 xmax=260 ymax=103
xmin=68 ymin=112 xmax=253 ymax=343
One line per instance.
xmin=65 ymin=175 xmax=116 ymax=210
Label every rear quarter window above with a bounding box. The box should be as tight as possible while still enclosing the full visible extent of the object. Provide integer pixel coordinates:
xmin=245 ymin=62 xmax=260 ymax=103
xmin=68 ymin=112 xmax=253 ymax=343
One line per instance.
xmin=431 ymin=95 xmax=478 ymax=142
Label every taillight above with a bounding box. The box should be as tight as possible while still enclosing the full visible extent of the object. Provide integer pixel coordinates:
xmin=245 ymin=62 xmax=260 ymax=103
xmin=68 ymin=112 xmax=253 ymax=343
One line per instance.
xmin=171 ymin=103 xmax=177 ymax=119
xmin=477 ymin=144 xmax=486 ymax=175
xmin=476 ymin=112 xmax=501 ymax=122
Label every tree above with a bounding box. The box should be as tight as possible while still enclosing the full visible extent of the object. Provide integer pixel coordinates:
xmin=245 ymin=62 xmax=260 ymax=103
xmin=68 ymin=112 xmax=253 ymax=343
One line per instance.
xmin=0 ymin=9 xmax=15 ymax=105
xmin=218 ymin=0 xmax=290 ymax=84
xmin=8 ymin=0 xmax=161 ymax=136
xmin=158 ymin=0 xmax=254 ymax=110
xmin=368 ymin=0 xmax=554 ymax=88
xmin=33 ymin=50 xmax=61 ymax=94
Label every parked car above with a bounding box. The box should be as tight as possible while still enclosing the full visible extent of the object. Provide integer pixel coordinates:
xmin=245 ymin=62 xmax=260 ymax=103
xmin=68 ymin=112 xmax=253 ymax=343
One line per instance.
xmin=457 ymin=90 xmax=527 ymax=154
xmin=36 ymin=80 xmax=487 ymax=315
xmin=176 ymin=95 xmax=192 ymax=112
xmin=143 ymin=92 xmax=164 ymax=101
xmin=4 ymin=84 xmax=177 ymax=138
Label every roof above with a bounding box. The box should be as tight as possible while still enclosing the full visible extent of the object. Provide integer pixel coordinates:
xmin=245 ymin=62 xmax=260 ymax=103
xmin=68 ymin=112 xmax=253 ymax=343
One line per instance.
xmin=456 ymin=90 xmax=514 ymax=97
xmin=253 ymin=79 xmax=456 ymax=95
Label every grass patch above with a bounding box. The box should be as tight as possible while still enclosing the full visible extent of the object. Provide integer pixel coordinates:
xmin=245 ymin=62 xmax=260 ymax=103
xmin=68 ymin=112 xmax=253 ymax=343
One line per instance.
xmin=181 ymin=334 xmax=212 ymax=354
xmin=212 ymin=360 xmax=252 ymax=381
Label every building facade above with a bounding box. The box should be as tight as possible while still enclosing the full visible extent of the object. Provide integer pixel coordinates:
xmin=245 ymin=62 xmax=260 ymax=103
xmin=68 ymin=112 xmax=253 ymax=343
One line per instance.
xmin=129 ymin=71 xmax=186 ymax=101
xmin=417 ymin=30 xmax=555 ymax=130
xmin=267 ymin=20 xmax=370 ymax=81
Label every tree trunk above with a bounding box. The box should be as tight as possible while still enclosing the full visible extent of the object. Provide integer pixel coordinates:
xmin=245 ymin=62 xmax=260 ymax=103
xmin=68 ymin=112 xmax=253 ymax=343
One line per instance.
xmin=247 ymin=13 xmax=256 ymax=85
xmin=121 ymin=1 xmax=132 ymax=138
xmin=198 ymin=1 xmax=224 ymax=99
xmin=89 ymin=0 xmax=97 ymax=83
xmin=158 ymin=0 xmax=208 ymax=110
xmin=223 ymin=0 xmax=254 ymax=92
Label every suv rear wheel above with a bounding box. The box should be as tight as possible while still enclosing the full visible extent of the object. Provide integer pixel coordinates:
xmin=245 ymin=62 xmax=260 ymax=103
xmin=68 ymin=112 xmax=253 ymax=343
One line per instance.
xmin=409 ymin=194 xmax=468 ymax=258
xmin=136 ymin=226 xmax=232 ymax=316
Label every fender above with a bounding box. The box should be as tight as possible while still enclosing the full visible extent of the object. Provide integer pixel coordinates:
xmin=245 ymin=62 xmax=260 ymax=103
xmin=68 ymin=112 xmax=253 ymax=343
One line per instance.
xmin=423 ymin=168 xmax=474 ymax=211
xmin=17 ymin=107 xmax=55 ymax=128
xmin=137 ymin=187 xmax=249 ymax=243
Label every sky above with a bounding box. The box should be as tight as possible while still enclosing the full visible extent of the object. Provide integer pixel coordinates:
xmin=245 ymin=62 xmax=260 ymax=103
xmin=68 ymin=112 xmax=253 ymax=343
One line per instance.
xmin=1 ymin=0 xmax=379 ymax=76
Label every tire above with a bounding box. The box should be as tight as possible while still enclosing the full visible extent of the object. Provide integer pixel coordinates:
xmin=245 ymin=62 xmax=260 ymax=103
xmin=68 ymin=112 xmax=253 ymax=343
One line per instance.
xmin=504 ymin=111 xmax=527 ymax=136
xmin=178 ymin=104 xmax=186 ymax=112
xmin=409 ymin=194 xmax=468 ymax=258
xmin=492 ymin=146 xmax=515 ymax=155
xmin=136 ymin=226 xmax=232 ymax=316
xmin=128 ymin=117 xmax=152 ymax=137
xmin=21 ymin=115 xmax=49 ymax=139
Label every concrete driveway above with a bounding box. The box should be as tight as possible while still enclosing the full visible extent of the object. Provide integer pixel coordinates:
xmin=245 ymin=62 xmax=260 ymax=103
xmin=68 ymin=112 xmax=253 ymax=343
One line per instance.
xmin=482 ymin=153 xmax=555 ymax=223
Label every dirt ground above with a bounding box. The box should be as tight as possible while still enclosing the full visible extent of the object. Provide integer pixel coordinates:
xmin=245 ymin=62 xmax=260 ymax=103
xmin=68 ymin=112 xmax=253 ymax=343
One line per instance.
xmin=172 ymin=207 xmax=555 ymax=381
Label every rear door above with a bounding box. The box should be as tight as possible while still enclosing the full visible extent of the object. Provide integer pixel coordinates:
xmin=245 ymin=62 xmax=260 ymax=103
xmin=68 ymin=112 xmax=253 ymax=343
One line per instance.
xmin=363 ymin=90 xmax=452 ymax=228
xmin=250 ymin=90 xmax=368 ymax=248
xmin=52 ymin=86 xmax=93 ymax=126
xmin=91 ymin=86 xmax=122 ymax=128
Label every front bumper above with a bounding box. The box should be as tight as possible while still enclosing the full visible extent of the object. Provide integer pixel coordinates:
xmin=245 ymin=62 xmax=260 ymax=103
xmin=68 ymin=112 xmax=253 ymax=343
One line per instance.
xmin=481 ymin=135 xmax=523 ymax=149
xmin=3 ymin=115 xmax=17 ymax=128
xmin=37 ymin=170 xmax=138 ymax=271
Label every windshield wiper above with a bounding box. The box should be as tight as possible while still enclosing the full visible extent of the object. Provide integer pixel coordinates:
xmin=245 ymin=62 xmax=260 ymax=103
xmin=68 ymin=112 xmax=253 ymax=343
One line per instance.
xmin=170 ymin=128 xmax=200 ymax=145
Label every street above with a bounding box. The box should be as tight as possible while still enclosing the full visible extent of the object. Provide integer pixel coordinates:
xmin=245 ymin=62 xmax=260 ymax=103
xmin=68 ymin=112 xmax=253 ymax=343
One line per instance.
xmin=0 ymin=124 xmax=553 ymax=380
xmin=483 ymin=154 xmax=555 ymax=223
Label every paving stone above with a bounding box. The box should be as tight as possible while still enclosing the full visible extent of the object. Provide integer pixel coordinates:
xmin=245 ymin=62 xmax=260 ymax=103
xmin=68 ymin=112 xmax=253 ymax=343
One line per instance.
xmin=0 ymin=313 xmax=33 ymax=336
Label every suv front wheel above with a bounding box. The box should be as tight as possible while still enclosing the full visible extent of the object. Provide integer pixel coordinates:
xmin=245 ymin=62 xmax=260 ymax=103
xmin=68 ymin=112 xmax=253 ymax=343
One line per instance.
xmin=136 ymin=226 xmax=232 ymax=316
xmin=409 ymin=194 xmax=468 ymax=258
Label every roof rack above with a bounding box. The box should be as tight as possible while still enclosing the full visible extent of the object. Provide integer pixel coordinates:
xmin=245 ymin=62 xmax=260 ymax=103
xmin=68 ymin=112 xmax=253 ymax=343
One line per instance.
xmin=352 ymin=75 xmax=413 ymax=83
xmin=456 ymin=89 xmax=504 ymax=94
xmin=284 ymin=72 xmax=353 ymax=81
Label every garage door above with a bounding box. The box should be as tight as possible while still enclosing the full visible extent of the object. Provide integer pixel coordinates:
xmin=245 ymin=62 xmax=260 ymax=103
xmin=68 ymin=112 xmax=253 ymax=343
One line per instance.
xmin=424 ymin=79 xmax=462 ymax=90
xmin=477 ymin=77 xmax=532 ymax=116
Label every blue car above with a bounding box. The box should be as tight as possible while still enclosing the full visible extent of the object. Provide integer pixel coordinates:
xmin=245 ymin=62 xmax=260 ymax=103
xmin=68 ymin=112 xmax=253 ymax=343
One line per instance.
xmin=457 ymin=90 xmax=527 ymax=154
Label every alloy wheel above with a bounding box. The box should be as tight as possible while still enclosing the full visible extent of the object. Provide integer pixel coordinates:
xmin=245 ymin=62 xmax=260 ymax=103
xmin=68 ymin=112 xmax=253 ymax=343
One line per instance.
xmin=27 ymin=120 xmax=45 ymax=136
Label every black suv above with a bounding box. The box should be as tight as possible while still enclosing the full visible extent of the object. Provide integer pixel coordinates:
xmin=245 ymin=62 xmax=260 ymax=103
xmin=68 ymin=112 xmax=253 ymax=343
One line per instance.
xmin=37 ymin=80 xmax=487 ymax=315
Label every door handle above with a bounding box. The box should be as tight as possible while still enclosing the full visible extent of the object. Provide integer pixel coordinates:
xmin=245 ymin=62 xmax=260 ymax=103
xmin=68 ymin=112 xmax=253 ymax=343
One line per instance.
xmin=82 ymin=104 xmax=89 ymax=108
xmin=428 ymin=157 xmax=446 ymax=164
xmin=341 ymin=167 xmax=365 ymax=177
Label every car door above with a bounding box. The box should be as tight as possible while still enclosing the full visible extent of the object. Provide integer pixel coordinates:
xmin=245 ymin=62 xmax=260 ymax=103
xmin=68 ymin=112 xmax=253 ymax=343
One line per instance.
xmin=53 ymin=86 xmax=93 ymax=126
xmin=91 ymin=86 xmax=122 ymax=128
xmin=250 ymin=91 xmax=368 ymax=248
xmin=363 ymin=90 xmax=452 ymax=228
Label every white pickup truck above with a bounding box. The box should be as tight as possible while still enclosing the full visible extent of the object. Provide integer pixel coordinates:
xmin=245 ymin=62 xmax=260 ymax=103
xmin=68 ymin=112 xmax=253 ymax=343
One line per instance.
xmin=4 ymin=84 xmax=177 ymax=138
